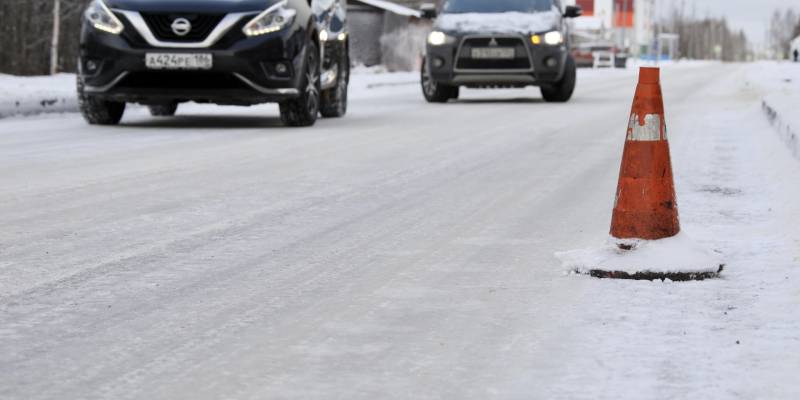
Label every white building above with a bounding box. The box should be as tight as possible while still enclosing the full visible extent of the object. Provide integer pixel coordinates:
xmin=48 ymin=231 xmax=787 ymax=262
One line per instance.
xmin=348 ymin=0 xmax=429 ymax=70
xmin=566 ymin=0 xmax=656 ymax=58
xmin=632 ymin=0 xmax=655 ymax=57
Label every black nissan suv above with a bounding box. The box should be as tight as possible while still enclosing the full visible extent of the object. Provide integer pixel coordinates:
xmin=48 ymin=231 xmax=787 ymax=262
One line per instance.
xmin=78 ymin=0 xmax=349 ymax=127
xmin=421 ymin=0 xmax=581 ymax=103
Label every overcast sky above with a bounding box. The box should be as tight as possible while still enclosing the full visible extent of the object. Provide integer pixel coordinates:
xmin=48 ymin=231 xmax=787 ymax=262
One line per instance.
xmin=664 ymin=0 xmax=798 ymax=45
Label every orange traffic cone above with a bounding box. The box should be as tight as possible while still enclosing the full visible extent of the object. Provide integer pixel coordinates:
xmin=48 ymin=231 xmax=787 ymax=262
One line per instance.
xmin=610 ymin=67 xmax=680 ymax=241
xmin=556 ymin=67 xmax=722 ymax=281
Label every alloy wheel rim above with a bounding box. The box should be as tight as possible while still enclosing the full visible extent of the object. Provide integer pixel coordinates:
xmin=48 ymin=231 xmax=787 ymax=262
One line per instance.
xmin=338 ymin=66 xmax=348 ymax=111
xmin=422 ymin=61 xmax=435 ymax=96
xmin=306 ymin=53 xmax=319 ymax=114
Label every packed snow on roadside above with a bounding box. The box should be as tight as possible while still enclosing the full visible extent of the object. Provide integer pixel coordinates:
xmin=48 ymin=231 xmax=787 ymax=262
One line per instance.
xmin=753 ymin=62 xmax=800 ymax=159
xmin=349 ymin=65 xmax=418 ymax=93
xmin=0 ymin=73 xmax=78 ymax=118
xmin=0 ymin=69 xmax=422 ymax=119
xmin=557 ymin=233 xmax=723 ymax=275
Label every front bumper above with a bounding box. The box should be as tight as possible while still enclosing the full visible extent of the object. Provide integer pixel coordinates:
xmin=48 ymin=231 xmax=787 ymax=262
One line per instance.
xmin=79 ymin=14 xmax=307 ymax=105
xmin=426 ymin=34 xmax=568 ymax=87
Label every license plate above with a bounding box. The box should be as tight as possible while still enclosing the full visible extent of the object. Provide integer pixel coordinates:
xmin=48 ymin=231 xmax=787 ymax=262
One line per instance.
xmin=471 ymin=47 xmax=515 ymax=59
xmin=145 ymin=53 xmax=213 ymax=70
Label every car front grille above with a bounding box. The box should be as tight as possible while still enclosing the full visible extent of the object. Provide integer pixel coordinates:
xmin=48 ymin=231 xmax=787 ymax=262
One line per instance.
xmin=456 ymin=37 xmax=532 ymax=71
xmin=141 ymin=13 xmax=225 ymax=42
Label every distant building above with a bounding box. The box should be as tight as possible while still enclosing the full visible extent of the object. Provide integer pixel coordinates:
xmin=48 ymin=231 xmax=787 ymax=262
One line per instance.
xmin=567 ymin=0 xmax=656 ymax=58
xmin=348 ymin=0 xmax=433 ymax=70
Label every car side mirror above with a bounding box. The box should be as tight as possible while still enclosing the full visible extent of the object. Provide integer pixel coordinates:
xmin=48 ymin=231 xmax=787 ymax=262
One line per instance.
xmin=420 ymin=3 xmax=437 ymax=19
xmin=564 ymin=6 xmax=582 ymax=18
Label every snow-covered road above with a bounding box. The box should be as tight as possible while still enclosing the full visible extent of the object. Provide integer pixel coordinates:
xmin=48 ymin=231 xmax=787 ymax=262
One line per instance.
xmin=1 ymin=63 xmax=798 ymax=399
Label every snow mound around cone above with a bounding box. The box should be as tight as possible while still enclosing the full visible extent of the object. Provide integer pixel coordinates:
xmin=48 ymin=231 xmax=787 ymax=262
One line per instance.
xmin=556 ymin=232 xmax=723 ymax=276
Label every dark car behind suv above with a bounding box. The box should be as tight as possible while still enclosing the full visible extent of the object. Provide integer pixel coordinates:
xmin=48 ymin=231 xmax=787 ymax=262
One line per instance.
xmin=78 ymin=0 xmax=349 ymax=127
xmin=421 ymin=0 xmax=581 ymax=103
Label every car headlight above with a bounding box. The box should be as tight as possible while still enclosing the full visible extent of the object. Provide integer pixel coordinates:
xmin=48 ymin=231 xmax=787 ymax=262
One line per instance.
xmin=84 ymin=0 xmax=124 ymax=35
xmin=543 ymin=31 xmax=564 ymax=45
xmin=427 ymin=31 xmax=455 ymax=46
xmin=320 ymin=30 xmax=347 ymax=42
xmin=243 ymin=0 xmax=297 ymax=37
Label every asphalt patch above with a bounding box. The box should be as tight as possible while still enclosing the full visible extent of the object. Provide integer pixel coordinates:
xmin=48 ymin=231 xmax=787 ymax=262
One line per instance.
xmin=698 ymin=185 xmax=742 ymax=196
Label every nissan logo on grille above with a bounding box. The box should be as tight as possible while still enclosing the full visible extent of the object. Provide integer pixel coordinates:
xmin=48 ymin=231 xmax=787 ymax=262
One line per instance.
xmin=171 ymin=18 xmax=192 ymax=36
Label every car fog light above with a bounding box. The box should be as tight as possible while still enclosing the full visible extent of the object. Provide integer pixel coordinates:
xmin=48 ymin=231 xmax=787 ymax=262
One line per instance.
xmin=86 ymin=60 xmax=99 ymax=72
xmin=432 ymin=57 xmax=444 ymax=68
xmin=545 ymin=57 xmax=559 ymax=68
xmin=275 ymin=62 xmax=289 ymax=75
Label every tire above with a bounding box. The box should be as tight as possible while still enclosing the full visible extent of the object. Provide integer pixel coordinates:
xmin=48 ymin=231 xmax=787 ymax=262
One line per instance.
xmin=77 ymin=75 xmax=125 ymax=125
xmin=320 ymin=51 xmax=349 ymax=118
xmin=279 ymin=40 xmax=320 ymax=127
xmin=149 ymin=102 xmax=178 ymax=117
xmin=421 ymin=57 xmax=459 ymax=103
xmin=541 ymin=55 xmax=577 ymax=103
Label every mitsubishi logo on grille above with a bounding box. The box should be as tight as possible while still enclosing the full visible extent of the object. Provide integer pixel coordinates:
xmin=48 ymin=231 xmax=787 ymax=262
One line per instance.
xmin=171 ymin=18 xmax=192 ymax=36
xmin=488 ymin=38 xmax=499 ymax=47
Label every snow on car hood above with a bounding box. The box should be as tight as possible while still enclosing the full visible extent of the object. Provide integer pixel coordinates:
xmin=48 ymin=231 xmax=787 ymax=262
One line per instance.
xmin=106 ymin=0 xmax=277 ymax=13
xmin=435 ymin=11 xmax=561 ymax=34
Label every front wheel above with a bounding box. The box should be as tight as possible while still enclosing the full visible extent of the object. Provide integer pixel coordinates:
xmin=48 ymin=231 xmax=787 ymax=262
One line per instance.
xmin=279 ymin=41 xmax=320 ymax=127
xmin=541 ymin=55 xmax=577 ymax=103
xmin=77 ymin=75 xmax=125 ymax=125
xmin=421 ymin=57 xmax=459 ymax=103
xmin=320 ymin=52 xmax=349 ymax=118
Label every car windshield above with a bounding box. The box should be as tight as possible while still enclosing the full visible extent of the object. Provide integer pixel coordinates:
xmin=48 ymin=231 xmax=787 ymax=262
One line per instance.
xmin=442 ymin=0 xmax=554 ymax=14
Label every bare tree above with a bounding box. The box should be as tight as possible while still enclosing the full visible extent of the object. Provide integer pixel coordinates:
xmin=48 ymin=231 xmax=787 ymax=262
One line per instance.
xmin=51 ymin=0 xmax=61 ymax=75
xmin=769 ymin=8 xmax=799 ymax=59
xmin=663 ymin=6 xmax=750 ymax=62
xmin=1 ymin=0 xmax=88 ymax=75
xmin=794 ymin=17 xmax=800 ymax=39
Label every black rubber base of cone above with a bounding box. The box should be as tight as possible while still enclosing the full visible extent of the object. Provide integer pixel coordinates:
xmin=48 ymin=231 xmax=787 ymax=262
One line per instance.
xmin=579 ymin=265 xmax=725 ymax=282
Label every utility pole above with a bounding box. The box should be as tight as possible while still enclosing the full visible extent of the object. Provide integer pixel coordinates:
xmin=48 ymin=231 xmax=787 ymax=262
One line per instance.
xmin=622 ymin=0 xmax=628 ymax=50
xmin=655 ymin=0 xmax=662 ymax=65
xmin=50 ymin=0 xmax=60 ymax=75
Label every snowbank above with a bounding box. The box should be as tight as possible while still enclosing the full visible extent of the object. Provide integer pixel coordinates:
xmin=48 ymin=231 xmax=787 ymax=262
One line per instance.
xmin=0 ymin=74 xmax=78 ymax=119
xmin=755 ymin=62 xmax=800 ymax=160
xmin=0 ymin=69 xmax=420 ymax=120
xmin=628 ymin=59 xmax=719 ymax=69
xmin=556 ymin=233 xmax=723 ymax=276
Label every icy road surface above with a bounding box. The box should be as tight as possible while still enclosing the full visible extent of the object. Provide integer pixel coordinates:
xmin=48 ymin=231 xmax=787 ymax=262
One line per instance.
xmin=1 ymin=63 xmax=799 ymax=399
